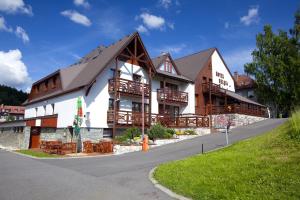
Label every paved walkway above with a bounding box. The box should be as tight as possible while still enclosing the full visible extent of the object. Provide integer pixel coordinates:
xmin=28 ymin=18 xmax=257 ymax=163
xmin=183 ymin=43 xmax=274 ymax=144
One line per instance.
xmin=0 ymin=119 xmax=286 ymax=200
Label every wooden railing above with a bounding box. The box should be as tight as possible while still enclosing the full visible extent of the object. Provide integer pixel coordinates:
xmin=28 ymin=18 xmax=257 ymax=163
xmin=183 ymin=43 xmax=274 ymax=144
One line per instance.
xmin=157 ymin=88 xmax=188 ymax=104
xmin=107 ymin=110 xmax=209 ymax=128
xmin=202 ymin=82 xmax=222 ymax=94
xmin=205 ymin=104 xmax=267 ymax=117
xmin=108 ymin=78 xmax=150 ymax=97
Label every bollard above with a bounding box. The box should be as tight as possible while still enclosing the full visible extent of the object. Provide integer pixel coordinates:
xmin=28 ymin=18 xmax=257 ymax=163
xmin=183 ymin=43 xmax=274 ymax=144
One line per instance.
xmin=202 ymin=143 xmax=204 ymax=154
xmin=142 ymin=134 xmax=149 ymax=152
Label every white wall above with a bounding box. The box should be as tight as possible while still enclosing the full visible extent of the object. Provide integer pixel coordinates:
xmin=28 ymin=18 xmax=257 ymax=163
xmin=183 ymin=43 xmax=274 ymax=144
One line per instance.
xmin=151 ymin=76 xmax=195 ymax=114
xmin=211 ymin=51 xmax=235 ymax=92
xmin=84 ymin=60 xmax=150 ymax=128
xmin=25 ymin=90 xmax=84 ymax=128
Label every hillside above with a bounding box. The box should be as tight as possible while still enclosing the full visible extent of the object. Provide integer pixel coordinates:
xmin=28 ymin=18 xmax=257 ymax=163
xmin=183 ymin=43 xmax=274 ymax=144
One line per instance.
xmin=0 ymin=85 xmax=28 ymax=106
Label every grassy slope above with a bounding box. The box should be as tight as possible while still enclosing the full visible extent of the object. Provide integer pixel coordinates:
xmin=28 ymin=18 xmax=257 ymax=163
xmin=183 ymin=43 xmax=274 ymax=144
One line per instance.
xmin=154 ymin=117 xmax=300 ymax=199
xmin=16 ymin=150 xmax=60 ymax=158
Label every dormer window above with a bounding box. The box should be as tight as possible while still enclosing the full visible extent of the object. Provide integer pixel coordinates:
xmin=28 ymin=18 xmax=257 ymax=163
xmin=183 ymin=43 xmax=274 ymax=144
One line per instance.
xmin=164 ymin=61 xmax=172 ymax=73
xmin=52 ymin=77 xmax=57 ymax=88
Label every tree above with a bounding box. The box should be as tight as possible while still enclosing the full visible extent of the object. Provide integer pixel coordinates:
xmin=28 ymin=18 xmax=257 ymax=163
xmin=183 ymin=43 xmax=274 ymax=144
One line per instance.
xmin=0 ymin=85 xmax=28 ymax=106
xmin=244 ymin=9 xmax=300 ymax=117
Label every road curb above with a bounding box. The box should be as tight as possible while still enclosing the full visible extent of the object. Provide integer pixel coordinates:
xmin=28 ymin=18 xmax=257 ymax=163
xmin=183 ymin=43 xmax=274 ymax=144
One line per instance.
xmin=148 ymin=143 xmax=234 ymax=200
xmin=149 ymin=167 xmax=192 ymax=200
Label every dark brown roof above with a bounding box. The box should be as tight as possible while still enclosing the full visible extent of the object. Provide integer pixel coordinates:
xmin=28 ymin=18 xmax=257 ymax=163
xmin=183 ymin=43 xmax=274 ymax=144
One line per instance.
xmin=174 ymin=48 xmax=216 ymax=81
xmin=224 ymin=89 xmax=264 ymax=107
xmin=25 ymin=32 xmax=139 ymax=105
xmin=151 ymin=53 xmax=192 ymax=82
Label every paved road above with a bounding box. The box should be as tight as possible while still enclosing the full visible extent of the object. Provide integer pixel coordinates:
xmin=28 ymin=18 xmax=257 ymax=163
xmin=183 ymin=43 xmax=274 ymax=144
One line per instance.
xmin=0 ymin=119 xmax=286 ymax=200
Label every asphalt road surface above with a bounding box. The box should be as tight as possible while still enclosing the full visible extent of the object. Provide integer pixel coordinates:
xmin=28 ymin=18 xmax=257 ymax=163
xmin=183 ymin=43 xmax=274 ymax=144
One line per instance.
xmin=0 ymin=118 xmax=286 ymax=200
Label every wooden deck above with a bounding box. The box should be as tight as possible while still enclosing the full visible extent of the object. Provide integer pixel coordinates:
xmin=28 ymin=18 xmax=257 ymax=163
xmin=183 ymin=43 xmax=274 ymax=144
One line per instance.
xmin=107 ymin=110 xmax=209 ymax=128
xmin=157 ymin=88 xmax=188 ymax=104
xmin=108 ymin=78 xmax=150 ymax=97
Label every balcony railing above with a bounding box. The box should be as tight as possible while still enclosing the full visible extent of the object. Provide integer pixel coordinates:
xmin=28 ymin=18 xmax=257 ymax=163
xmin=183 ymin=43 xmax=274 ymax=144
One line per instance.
xmin=205 ymin=104 xmax=267 ymax=117
xmin=108 ymin=78 xmax=150 ymax=97
xmin=107 ymin=110 xmax=209 ymax=128
xmin=157 ymin=88 xmax=188 ymax=104
xmin=202 ymin=82 xmax=222 ymax=94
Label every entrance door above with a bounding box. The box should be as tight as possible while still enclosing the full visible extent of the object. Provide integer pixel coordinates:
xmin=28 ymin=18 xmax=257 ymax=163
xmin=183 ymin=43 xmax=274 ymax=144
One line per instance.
xmin=29 ymin=127 xmax=41 ymax=149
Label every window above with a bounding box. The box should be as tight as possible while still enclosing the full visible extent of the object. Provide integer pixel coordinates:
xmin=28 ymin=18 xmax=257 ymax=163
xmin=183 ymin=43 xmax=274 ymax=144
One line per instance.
xmin=164 ymin=61 xmax=172 ymax=73
xmin=45 ymin=80 xmax=48 ymax=90
xmin=108 ymin=98 xmax=119 ymax=110
xmin=36 ymin=85 xmax=40 ymax=93
xmin=51 ymin=103 xmax=55 ymax=114
xmin=132 ymin=102 xmax=149 ymax=113
xmin=112 ymin=69 xmax=121 ymax=78
xmin=133 ymin=74 xmax=141 ymax=82
xmin=52 ymin=77 xmax=57 ymax=88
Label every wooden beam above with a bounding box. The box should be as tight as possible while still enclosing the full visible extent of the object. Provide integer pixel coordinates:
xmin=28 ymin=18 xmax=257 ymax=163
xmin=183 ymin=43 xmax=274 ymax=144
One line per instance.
xmin=137 ymin=53 xmax=145 ymax=59
xmin=134 ymin=37 xmax=137 ymax=57
xmin=126 ymin=47 xmax=134 ymax=57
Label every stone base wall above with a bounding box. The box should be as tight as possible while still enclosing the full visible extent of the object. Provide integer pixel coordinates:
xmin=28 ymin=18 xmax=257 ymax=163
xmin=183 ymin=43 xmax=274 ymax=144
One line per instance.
xmin=211 ymin=114 xmax=267 ymax=129
xmin=174 ymin=128 xmax=211 ymax=136
xmin=0 ymin=131 xmax=24 ymax=150
xmin=40 ymin=127 xmax=104 ymax=143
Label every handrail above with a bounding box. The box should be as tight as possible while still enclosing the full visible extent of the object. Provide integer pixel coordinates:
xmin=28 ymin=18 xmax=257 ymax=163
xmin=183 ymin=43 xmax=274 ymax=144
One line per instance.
xmin=157 ymin=88 xmax=188 ymax=103
xmin=108 ymin=78 xmax=150 ymax=96
xmin=107 ymin=110 xmax=209 ymax=128
xmin=205 ymin=104 xmax=267 ymax=117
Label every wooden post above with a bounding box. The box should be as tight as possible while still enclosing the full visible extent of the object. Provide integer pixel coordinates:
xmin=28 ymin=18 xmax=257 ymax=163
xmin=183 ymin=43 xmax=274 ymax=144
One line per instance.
xmin=148 ymin=66 xmax=152 ymax=127
xmin=113 ymin=57 xmax=118 ymax=138
xmin=209 ymin=82 xmax=212 ymax=129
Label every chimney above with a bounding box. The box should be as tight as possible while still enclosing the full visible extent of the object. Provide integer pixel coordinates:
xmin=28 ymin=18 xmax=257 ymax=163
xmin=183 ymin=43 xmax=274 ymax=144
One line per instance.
xmin=234 ymin=71 xmax=238 ymax=81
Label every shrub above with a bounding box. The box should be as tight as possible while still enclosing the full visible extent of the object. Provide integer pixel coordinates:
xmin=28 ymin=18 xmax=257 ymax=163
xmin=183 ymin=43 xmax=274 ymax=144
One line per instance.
xmin=148 ymin=123 xmax=166 ymax=141
xmin=184 ymin=129 xmax=197 ymax=135
xmin=124 ymin=127 xmax=141 ymax=140
xmin=176 ymin=130 xmax=184 ymax=135
xmin=166 ymin=128 xmax=176 ymax=136
xmin=114 ymin=135 xmax=129 ymax=144
xmin=288 ymin=109 xmax=300 ymax=141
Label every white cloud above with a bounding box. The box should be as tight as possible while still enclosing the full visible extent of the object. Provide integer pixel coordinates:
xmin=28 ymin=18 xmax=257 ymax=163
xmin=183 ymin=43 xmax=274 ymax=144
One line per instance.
xmin=167 ymin=22 xmax=174 ymax=29
xmin=73 ymin=0 xmax=90 ymax=9
xmin=0 ymin=0 xmax=32 ymax=15
xmin=0 ymin=49 xmax=31 ymax=88
xmin=136 ymin=24 xmax=148 ymax=33
xmin=0 ymin=16 xmax=13 ymax=32
xmin=223 ymin=47 xmax=254 ymax=73
xmin=157 ymin=43 xmax=186 ymax=55
xmin=61 ymin=10 xmax=91 ymax=27
xmin=15 ymin=26 xmax=29 ymax=43
xmin=159 ymin=0 xmax=172 ymax=9
xmin=0 ymin=17 xmax=30 ymax=43
xmin=224 ymin=22 xmax=229 ymax=29
xmin=139 ymin=12 xmax=165 ymax=30
xmin=240 ymin=6 xmax=259 ymax=26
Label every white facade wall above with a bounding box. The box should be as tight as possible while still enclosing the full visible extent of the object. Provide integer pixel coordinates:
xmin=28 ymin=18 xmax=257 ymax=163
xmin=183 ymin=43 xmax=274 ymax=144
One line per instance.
xmin=83 ymin=60 xmax=150 ymax=128
xmin=25 ymin=60 xmax=197 ymax=129
xmin=211 ymin=51 xmax=235 ymax=92
xmin=24 ymin=90 xmax=84 ymax=128
xmin=151 ymin=76 xmax=195 ymax=114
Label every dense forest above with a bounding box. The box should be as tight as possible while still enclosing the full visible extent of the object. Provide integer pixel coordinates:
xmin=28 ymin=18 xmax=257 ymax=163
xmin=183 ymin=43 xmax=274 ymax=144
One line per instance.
xmin=0 ymin=85 xmax=28 ymax=106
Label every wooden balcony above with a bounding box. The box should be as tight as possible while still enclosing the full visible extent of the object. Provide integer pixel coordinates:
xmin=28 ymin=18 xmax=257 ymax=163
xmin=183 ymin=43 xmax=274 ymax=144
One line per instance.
xmin=108 ymin=78 xmax=150 ymax=97
xmin=205 ymin=104 xmax=267 ymax=117
xmin=107 ymin=110 xmax=209 ymax=128
xmin=202 ymin=82 xmax=223 ymax=95
xmin=157 ymin=88 xmax=188 ymax=104
xmin=107 ymin=110 xmax=151 ymax=127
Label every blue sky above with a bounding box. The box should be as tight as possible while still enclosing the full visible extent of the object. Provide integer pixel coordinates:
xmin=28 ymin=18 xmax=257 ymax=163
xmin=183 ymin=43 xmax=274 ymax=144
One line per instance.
xmin=0 ymin=0 xmax=298 ymax=91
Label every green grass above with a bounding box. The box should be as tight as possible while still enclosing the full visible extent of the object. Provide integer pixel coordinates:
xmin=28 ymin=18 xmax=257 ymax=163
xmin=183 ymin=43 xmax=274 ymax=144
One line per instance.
xmin=154 ymin=111 xmax=300 ymax=200
xmin=16 ymin=150 xmax=61 ymax=158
